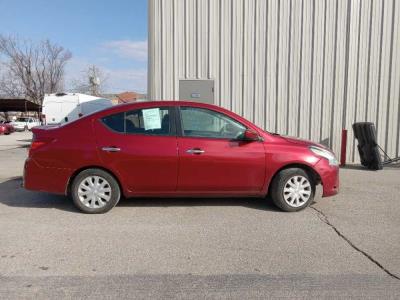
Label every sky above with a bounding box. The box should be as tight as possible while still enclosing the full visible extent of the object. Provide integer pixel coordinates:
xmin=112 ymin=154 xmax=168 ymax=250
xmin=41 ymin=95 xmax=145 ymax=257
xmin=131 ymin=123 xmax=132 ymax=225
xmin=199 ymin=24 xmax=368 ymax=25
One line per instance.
xmin=0 ymin=0 xmax=148 ymax=93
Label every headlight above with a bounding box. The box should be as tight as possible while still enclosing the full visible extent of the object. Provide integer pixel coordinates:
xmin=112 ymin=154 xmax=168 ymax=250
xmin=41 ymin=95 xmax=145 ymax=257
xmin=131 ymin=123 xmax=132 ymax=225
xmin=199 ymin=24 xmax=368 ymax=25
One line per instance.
xmin=309 ymin=146 xmax=338 ymax=166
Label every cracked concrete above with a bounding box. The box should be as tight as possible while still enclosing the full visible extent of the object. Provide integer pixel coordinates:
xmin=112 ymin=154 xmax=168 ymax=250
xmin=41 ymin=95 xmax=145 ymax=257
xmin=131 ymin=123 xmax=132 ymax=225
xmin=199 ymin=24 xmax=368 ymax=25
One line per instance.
xmin=311 ymin=164 xmax=400 ymax=281
xmin=310 ymin=205 xmax=400 ymax=280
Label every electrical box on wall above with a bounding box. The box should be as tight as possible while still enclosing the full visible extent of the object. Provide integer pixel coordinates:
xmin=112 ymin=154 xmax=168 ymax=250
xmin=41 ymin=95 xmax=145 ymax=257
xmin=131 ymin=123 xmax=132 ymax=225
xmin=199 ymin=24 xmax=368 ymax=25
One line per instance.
xmin=179 ymin=80 xmax=214 ymax=104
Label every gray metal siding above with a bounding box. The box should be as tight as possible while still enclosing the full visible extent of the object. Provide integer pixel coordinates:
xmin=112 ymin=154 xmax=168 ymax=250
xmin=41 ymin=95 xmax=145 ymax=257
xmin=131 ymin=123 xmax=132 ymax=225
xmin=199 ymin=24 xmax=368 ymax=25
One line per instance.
xmin=148 ymin=0 xmax=400 ymax=162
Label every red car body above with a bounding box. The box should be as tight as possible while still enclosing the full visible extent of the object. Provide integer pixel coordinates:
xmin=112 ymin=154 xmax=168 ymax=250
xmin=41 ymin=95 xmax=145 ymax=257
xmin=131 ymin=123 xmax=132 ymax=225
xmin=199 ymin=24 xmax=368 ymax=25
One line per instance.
xmin=24 ymin=101 xmax=339 ymax=200
xmin=0 ymin=122 xmax=15 ymax=135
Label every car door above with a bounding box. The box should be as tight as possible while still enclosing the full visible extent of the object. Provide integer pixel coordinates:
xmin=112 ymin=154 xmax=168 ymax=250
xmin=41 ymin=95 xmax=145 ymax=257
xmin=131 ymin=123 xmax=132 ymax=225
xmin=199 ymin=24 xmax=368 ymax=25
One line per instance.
xmin=94 ymin=106 xmax=179 ymax=193
xmin=177 ymin=106 xmax=266 ymax=193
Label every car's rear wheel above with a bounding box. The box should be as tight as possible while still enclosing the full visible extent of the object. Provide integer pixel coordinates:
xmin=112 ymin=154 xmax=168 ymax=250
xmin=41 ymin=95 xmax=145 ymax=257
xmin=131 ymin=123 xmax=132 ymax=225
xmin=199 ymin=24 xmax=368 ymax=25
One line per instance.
xmin=71 ymin=169 xmax=120 ymax=214
xmin=270 ymin=168 xmax=315 ymax=212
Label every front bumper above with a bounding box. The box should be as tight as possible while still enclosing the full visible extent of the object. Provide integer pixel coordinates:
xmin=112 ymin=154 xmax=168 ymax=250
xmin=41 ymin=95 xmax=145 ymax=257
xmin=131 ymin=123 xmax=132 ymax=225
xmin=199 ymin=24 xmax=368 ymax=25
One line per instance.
xmin=314 ymin=159 xmax=339 ymax=197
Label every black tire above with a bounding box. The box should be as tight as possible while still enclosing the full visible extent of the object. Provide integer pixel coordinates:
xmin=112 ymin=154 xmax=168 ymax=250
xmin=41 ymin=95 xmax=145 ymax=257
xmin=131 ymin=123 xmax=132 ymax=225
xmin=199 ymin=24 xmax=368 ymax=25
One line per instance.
xmin=71 ymin=168 xmax=121 ymax=214
xmin=270 ymin=168 xmax=315 ymax=212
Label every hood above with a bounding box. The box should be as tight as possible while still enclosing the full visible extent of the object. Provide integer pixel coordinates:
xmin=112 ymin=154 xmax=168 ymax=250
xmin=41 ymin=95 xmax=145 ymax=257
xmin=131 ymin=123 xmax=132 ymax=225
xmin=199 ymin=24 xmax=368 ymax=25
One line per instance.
xmin=278 ymin=135 xmax=329 ymax=149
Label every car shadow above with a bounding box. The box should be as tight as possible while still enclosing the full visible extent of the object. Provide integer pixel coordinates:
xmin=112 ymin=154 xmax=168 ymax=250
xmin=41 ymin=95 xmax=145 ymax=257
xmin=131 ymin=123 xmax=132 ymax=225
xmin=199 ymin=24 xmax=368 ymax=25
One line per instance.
xmin=0 ymin=177 xmax=78 ymax=213
xmin=118 ymin=196 xmax=281 ymax=212
xmin=0 ymin=177 xmax=281 ymax=213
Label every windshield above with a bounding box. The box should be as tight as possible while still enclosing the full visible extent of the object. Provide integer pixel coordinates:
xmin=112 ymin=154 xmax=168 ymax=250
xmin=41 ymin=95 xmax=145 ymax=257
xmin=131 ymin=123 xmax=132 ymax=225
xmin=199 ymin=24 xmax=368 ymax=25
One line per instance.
xmin=16 ymin=118 xmax=28 ymax=122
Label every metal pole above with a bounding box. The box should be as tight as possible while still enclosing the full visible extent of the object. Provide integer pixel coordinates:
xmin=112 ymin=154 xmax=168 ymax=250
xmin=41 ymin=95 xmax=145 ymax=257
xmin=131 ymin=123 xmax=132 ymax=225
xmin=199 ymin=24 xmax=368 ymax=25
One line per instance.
xmin=340 ymin=129 xmax=348 ymax=167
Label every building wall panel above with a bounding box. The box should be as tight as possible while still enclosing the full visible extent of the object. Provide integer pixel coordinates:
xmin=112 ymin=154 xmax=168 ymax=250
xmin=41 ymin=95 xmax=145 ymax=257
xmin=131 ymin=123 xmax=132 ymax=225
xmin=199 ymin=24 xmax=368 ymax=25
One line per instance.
xmin=149 ymin=0 xmax=400 ymax=163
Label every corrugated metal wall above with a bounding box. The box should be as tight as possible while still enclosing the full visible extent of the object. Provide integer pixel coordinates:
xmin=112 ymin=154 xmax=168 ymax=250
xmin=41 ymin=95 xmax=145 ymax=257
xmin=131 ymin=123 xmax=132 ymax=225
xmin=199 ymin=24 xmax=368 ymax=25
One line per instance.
xmin=148 ymin=0 xmax=400 ymax=162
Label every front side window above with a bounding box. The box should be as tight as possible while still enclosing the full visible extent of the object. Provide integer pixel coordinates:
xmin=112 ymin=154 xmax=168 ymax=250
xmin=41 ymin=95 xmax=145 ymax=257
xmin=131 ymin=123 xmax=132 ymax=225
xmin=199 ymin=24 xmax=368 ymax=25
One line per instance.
xmin=180 ymin=107 xmax=246 ymax=139
xmin=101 ymin=107 xmax=172 ymax=136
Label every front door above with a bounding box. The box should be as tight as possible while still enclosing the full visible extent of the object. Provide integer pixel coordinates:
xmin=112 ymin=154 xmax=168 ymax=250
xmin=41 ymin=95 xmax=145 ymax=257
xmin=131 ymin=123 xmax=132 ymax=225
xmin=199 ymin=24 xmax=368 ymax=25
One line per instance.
xmin=94 ymin=106 xmax=178 ymax=193
xmin=177 ymin=106 xmax=266 ymax=193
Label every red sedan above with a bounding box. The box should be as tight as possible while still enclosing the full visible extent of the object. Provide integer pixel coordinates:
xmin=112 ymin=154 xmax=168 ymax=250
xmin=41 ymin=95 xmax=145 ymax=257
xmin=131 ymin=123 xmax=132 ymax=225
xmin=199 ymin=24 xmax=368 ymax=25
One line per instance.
xmin=24 ymin=101 xmax=339 ymax=213
xmin=0 ymin=122 xmax=15 ymax=135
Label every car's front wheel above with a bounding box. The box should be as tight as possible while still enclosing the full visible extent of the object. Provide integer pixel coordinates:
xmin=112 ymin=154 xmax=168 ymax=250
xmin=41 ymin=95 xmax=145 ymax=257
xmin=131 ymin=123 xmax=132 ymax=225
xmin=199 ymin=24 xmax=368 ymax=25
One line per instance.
xmin=270 ymin=168 xmax=315 ymax=212
xmin=71 ymin=169 xmax=121 ymax=214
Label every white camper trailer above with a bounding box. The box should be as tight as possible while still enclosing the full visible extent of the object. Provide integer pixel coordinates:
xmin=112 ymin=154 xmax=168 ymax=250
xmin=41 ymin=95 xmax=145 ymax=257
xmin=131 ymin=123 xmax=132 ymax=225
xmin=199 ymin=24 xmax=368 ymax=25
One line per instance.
xmin=42 ymin=93 xmax=113 ymax=125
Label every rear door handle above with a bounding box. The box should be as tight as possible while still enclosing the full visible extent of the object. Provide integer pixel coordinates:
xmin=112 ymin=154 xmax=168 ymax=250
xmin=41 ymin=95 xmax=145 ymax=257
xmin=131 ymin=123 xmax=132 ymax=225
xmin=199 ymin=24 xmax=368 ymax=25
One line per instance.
xmin=186 ymin=148 xmax=205 ymax=155
xmin=101 ymin=147 xmax=121 ymax=152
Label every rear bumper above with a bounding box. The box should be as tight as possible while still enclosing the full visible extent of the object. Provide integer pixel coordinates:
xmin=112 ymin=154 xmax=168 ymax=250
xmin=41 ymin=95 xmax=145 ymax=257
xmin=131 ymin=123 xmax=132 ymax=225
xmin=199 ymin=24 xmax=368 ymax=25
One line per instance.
xmin=24 ymin=158 xmax=72 ymax=195
xmin=314 ymin=159 xmax=339 ymax=197
xmin=13 ymin=124 xmax=25 ymax=128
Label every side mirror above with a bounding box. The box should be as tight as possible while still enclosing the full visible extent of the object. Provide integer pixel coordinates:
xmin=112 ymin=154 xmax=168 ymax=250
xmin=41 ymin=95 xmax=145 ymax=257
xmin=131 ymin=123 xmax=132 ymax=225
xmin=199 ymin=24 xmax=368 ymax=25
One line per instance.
xmin=242 ymin=129 xmax=260 ymax=141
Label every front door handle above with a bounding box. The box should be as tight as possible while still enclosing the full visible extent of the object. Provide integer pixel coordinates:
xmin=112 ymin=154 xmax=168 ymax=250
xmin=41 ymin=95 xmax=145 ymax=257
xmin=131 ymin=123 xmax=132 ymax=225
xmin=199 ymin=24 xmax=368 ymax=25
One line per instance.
xmin=186 ymin=148 xmax=205 ymax=155
xmin=102 ymin=147 xmax=121 ymax=152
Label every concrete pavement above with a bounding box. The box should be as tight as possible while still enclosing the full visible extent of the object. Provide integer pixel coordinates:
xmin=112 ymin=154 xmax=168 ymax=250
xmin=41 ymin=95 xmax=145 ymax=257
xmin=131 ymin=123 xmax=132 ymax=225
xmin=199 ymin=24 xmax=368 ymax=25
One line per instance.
xmin=0 ymin=132 xmax=399 ymax=298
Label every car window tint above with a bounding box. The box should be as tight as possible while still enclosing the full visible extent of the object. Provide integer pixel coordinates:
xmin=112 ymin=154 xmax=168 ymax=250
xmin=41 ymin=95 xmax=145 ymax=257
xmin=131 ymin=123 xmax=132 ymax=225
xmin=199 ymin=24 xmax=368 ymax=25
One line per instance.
xmin=125 ymin=107 xmax=171 ymax=135
xmin=101 ymin=112 xmax=125 ymax=133
xmin=180 ymin=107 xmax=246 ymax=139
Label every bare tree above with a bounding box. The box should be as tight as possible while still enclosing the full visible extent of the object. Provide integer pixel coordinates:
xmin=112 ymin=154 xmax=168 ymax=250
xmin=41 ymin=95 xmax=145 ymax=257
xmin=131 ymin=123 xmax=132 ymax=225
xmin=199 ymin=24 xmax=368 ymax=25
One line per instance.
xmin=0 ymin=67 xmax=24 ymax=97
xmin=0 ymin=35 xmax=72 ymax=105
xmin=70 ymin=65 xmax=108 ymax=96
xmin=0 ymin=62 xmax=22 ymax=120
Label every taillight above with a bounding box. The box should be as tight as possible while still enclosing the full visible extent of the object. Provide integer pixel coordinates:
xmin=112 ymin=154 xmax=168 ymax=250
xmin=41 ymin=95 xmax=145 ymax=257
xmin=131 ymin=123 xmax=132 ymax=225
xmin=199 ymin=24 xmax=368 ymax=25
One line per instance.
xmin=29 ymin=135 xmax=54 ymax=156
xmin=30 ymin=141 xmax=47 ymax=152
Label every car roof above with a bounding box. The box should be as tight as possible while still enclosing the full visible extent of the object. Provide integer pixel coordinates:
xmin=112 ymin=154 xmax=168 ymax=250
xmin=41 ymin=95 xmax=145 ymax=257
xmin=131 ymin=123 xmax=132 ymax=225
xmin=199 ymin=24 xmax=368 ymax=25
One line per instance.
xmin=113 ymin=100 xmax=216 ymax=108
xmin=103 ymin=100 xmax=230 ymax=115
xmin=74 ymin=99 xmax=264 ymax=133
xmin=93 ymin=100 xmax=248 ymax=122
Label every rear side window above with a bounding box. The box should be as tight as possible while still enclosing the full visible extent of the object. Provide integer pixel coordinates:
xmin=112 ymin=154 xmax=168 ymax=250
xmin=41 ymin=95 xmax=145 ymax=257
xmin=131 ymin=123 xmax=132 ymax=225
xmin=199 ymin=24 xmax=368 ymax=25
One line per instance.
xmin=100 ymin=107 xmax=173 ymax=135
xmin=125 ymin=107 xmax=171 ymax=135
xmin=101 ymin=112 xmax=125 ymax=133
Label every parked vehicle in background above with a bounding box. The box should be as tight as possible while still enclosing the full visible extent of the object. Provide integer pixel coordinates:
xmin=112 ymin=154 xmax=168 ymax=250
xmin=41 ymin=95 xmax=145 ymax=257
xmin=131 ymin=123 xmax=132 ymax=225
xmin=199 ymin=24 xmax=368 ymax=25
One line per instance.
xmin=42 ymin=93 xmax=113 ymax=125
xmin=24 ymin=101 xmax=339 ymax=214
xmin=11 ymin=117 xmax=40 ymax=131
xmin=0 ymin=121 xmax=15 ymax=135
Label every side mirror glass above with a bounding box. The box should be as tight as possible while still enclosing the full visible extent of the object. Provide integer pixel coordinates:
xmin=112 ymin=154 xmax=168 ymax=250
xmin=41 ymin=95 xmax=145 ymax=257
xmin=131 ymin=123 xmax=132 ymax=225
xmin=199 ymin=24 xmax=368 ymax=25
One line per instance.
xmin=241 ymin=129 xmax=260 ymax=141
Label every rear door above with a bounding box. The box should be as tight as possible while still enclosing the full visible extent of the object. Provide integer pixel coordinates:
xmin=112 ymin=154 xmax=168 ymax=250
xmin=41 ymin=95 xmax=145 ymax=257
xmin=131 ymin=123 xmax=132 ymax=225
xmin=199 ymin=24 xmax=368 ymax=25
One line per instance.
xmin=176 ymin=106 xmax=266 ymax=193
xmin=94 ymin=106 xmax=178 ymax=193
